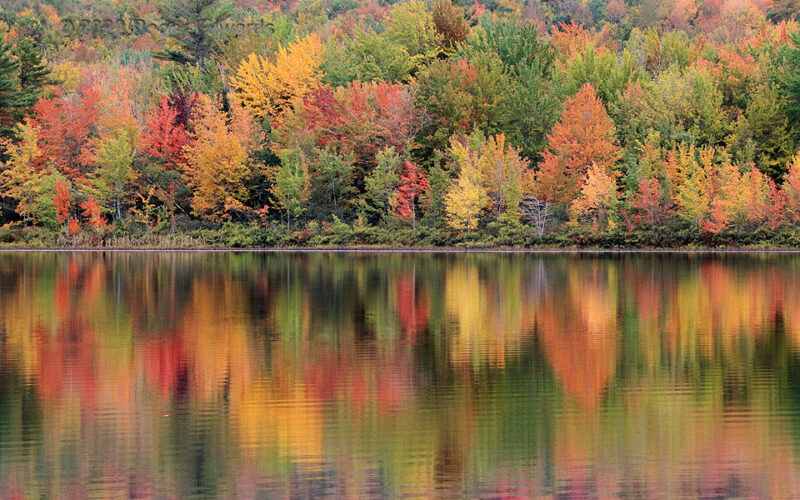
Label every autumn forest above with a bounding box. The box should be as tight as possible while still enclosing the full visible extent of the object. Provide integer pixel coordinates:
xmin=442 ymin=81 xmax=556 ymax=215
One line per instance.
xmin=2 ymin=0 xmax=800 ymax=247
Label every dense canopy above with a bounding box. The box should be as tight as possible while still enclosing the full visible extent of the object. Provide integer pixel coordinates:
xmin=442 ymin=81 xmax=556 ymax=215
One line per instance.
xmin=2 ymin=0 xmax=800 ymax=247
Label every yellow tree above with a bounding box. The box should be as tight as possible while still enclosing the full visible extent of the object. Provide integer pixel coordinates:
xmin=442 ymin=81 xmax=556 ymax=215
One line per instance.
xmin=570 ymin=163 xmax=619 ymax=230
xmin=445 ymin=137 xmax=488 ymax=230
xmin=183 ymin=95 xmax=259 ymax=221
xmin=0 ymin=119 xmax=47 ymax=224
xmin=783 ymin=153 xmax=800 ymax=223
xmin=479 ymin=133 xmax=529 ymax=223
xmin=231 ymin=33 xmax=324 ymax=124
xmin=671 ymin=144 xmax=713 ymax=228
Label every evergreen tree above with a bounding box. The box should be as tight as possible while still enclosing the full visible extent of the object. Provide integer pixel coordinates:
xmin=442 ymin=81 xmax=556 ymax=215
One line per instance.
xmin=0 ymin=42 xmax=20 ymax=134
xmin=776 ymin=30 xmax=800 ymax=132
xmin=155 ymin=0 xmax=235 ymax=66
xmin=13 ymin=40 xmax=50 ymax=109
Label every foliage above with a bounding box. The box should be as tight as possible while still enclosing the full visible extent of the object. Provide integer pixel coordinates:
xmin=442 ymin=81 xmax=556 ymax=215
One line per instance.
xmin=415 ymin=57 xmax=510 ymax=157
xmin=231 ymin=33 xmax=324 ymax=123
xmin=155 ymin=0 xmax=235 ymax=66
xmin=32 ymin=83 xmax=101 ymax=181
xmin=570 ymin=163 xmax=619 ymax=230
xmin=445 ymin=136 xmax=488 ymax=231
xmin=537 ymin=84 xmax=621 ymax=204
xmin=0 ymin=0 xmax=797 ymax=247
xmin=272 ymin=149 xmax=310 ymax=229
xmin=391 ymin=159 xmax=429 ymax=227
xmin=564 ymin=45 xmax=642 ymax=104
xmin=183 ymin=95 xmax=258 ymax=221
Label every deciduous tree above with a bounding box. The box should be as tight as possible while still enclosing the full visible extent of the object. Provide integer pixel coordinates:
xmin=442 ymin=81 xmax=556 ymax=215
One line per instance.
xmin=538 ymin=83 xmax=621 ymax=204
xmin=391 ymin=159 xmax=429 ymax=227
xmin=445 ymin=137 xmax=488 ymax=230
xmin=231 ymin=34 xmax=324 ymax=123
xmin=571 ymin=163 xmax=619 ymax=230
xmin=33 ymin=83 xmax=101 ymax=181
xmin=272 ymin=149 xmax=310 ymax=230
xmin=0 ymin=119 xmax=46 ymax=224
xmin=183 ymin=95 xmax=257 ymax=221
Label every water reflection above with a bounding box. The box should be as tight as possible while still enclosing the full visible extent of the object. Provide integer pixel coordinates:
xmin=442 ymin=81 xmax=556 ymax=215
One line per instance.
xmin=0 ymin=252 xmax=799 ymax=497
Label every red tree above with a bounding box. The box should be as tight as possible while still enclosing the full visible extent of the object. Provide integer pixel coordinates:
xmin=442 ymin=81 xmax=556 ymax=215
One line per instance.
xmin=80 ymin=195 xmax=106 ymax=229
xmin=53 ymin=181 xmax=71 ymax=225
xmin=537 ymin=84 xmax=620 ymax=204
xmin=282 ymin=81 xmax=415 ymax=168
xmin=67 ymin=218 xmax=81 ymax=236
xmin=33 ymin=83 xmax=102 ymax=181
xmin=630 ymin=177 xmax=668 ymax=227
xmin=392 ymin=160 xmax=429 ymax=227
xmin=140 ymin=96 xmax=192 ymax=169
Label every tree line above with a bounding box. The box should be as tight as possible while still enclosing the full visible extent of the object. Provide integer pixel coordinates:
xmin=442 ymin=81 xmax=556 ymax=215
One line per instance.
xmin=2 ymin=0 xmax=800 ymax=246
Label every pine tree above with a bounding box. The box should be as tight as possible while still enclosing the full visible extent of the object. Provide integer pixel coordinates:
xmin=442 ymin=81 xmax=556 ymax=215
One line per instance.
xmin=0 ymin=42 xmax=20 ymax=134
xmin=12 ymin=40 xmax=51 ymax=109
xmin=155 ymin=0 xmax=235 ymax=66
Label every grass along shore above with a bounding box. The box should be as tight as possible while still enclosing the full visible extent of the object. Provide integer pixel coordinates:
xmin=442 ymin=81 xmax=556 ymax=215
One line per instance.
xmin=5 ymin=220 xmax=800 ymax=251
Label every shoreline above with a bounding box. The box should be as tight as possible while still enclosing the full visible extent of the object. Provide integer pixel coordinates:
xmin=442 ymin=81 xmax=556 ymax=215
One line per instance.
xmin=4 ymin=246 xmax=800 ymax=253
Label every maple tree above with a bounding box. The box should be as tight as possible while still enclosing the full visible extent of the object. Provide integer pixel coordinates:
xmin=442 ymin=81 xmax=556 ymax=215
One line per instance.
xmin=33 ymin=83 xmax=102 ymax=181
xmin=279 ymin=80 xmax=416 ymax=179
xmin=391 ymin=160 xmax=429 ymax=227
xmin=478 ymin=133 xmax=529 ymax=222
xmin=53 ymin=181 xmax=72 ymax=235
xmin=672 ymin=145 xmax=713 ymax=228
xmin=67 ymin=217 xmax=81 ymax=236
xmin=629 ymin=177 xmax=668 ymax=227
xmin=551 ymin=21 xmax=602 ymax=61
xmin=570 ymin=163 xmax=619 ymax=231
xmin=140 ymin=96 xmax=191 ymax=170
xmin=537 ymin=83 xmax=621 ymax=204
xmin=783 ymin=153 xmax=800 ymax=223
xmin=0 ymin=119 xmax=46 ymax=224
xmin=80 ymin=196 xmax=106 ymax=229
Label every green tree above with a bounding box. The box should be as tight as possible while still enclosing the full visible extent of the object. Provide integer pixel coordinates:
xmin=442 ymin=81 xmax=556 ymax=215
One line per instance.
xmin=321 ymin=30 xmax=415 ymax=86
xmin=12 ymin=40 xmax=50 ymax=109
xmin=312 ymin=147 xmax=355 ymax=219
xmin=155 ymin=0 xmax=235 ymax=66
xmin=360 ymin=148 xmax=401 ymax=223
xmin=415 ymin=55 xmax=510 ymax=159
xmin=384 ymin=0 xmax=442 ymax=71
xmin=0 ymin=41 xmax=20 ymax=134
xmin=653 ymin=65 xmax=730 ymax=146
xmin=775 ymin=29 xmax=800 ymax=134
xmin=728 ymin=84 xmax=795 ymax=181
xmin=460 ymin=19 xmax=562 ymax=161
xmin=0 ymin=119 xmax=46 ymax=224
xmin=272 ymin=149 xmax=310 ymax=230
xmin=565 ymin=45 xmax=643 ymax=105
xmin=93 ymin=132 xmax=136 ymax=221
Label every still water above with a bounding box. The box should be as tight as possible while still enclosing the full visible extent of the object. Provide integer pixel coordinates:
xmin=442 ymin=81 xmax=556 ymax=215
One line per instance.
xmin=1 ymin=251 xmax=800 ymax=498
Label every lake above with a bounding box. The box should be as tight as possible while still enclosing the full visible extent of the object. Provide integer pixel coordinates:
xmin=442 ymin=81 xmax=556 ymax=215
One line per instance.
xmin=0 ymin=251 xmax=799 ymax=498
